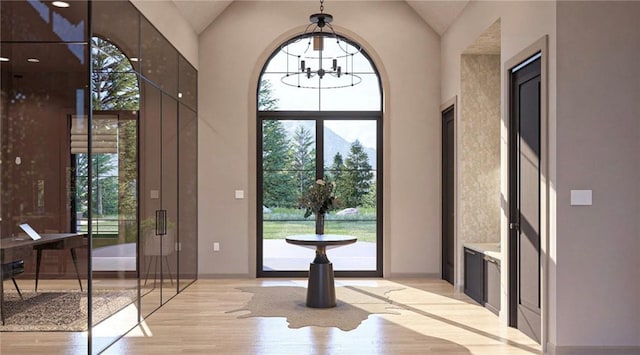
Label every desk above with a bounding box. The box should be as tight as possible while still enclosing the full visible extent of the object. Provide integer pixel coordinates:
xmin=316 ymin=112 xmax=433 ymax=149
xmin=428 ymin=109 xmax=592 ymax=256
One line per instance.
xmin=285 ymin=234 xmax=357 ymax=308
xmin=0 ymin=233 xmax=87 ymax=325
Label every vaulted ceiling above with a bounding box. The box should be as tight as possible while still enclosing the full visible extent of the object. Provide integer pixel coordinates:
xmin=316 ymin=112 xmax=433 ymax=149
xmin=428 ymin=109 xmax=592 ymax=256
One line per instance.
xmin=171 ymin=0 xmax=470 ymax=36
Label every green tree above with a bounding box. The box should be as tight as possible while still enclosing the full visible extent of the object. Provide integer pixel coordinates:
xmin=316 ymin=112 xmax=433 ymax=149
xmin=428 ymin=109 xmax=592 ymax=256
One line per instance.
xmin=259 ymin=79 xmax=296 ymax=207
xmin=341 ymin=140 xmax=374 ymax=207
xmin=258 ymin=79 xmax=279 ymax=111
xmin=361 ymin=179 xmax=377 ymax=208
xmin=329 ymin=152 xmax=348 ymax=202
xmin=262 ymin=120 xmax=295 ymax=207
xmin=291 ymin=126 xmax=315 ymax=196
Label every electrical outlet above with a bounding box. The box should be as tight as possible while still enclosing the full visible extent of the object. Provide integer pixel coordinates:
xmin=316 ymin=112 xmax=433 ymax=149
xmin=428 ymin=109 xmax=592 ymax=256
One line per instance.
xmin=213 ymin=242 xmax=220 ymax=251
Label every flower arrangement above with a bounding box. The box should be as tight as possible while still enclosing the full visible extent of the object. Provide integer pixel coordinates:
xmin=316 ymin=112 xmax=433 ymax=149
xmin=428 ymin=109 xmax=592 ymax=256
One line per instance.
xmin=299 ymin=178 xmax=338 ymax=218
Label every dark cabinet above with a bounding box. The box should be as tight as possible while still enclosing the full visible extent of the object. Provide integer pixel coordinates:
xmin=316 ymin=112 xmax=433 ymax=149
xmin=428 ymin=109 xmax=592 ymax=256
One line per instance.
xmin=464 ymin=247 xmax=484 ymax=304
xmin=483 ymin=255 xmax=501 ymax=315
xmin=464 ymin=246 xmax=501 ymax=315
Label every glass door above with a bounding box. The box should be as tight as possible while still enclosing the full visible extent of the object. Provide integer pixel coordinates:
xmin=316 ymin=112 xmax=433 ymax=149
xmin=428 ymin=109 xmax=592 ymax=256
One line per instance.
xmin=323 ymin=120 xmax=378 ymax=272
xmin=139 ymin=81 xmax=162 ymax=317
xmin=258 ymin=115 xmax=381 ymax=276
xmin=260 ymin=119 xmax=316 ymax=272
xmin=160 ymin=93 xmax=178 ymax=303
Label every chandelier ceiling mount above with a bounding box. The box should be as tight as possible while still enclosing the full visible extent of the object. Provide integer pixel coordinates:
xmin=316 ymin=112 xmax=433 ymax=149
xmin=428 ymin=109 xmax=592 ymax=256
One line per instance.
xmin=280 ymin=0 xmax=362 ymax=89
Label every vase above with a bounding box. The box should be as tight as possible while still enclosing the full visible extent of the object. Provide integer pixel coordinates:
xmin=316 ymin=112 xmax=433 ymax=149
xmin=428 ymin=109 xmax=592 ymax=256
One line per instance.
xmin=315 ymin=213 xmax=325 ymax=235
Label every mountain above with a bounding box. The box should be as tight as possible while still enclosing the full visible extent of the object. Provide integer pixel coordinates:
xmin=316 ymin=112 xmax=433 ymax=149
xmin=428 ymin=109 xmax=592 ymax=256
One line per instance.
xmin=323 ymin=127 xmax=377 ymax=169
xmin=281 ymin=121 xmax=377 ymax=170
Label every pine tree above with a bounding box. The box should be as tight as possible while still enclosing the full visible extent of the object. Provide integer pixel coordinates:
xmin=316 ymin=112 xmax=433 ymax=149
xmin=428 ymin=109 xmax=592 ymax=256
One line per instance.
xmin=290 ymin=126 xmax=315 ymax=197
xmin=329 ymin=152 xmax=348 ymax=203
xmin=258 ymin=79 xmax=279 ymax=111
xmin=262 ymin=120 xmax=295 ymax=207
xmin=342 ymin=140 xmax=374 ymax=207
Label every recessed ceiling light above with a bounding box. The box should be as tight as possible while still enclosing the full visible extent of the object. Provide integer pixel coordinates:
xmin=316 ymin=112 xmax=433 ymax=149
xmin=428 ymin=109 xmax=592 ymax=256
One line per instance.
xmin=27 ymin=58 xmax=40 ymax=63
xmin=52 ymin=1 xmax=70 ymax=8
xmin=0 ymin=57 xmax=9 ymax=62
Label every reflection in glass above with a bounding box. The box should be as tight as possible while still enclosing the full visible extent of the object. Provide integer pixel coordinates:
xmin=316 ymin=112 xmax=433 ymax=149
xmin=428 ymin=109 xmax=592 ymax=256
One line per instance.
xmin=0 ymin=37 xmax=89 ymax=350
xmin=1 ymin=2 xmax=198 ymax=353
xmin=88 ymin=36 xmax=139 ymax=352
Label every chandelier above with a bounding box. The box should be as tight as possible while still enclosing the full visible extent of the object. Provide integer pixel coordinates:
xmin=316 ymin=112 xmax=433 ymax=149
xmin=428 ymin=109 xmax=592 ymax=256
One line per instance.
xmin=281 ymin=0 xmax=362 ymax=89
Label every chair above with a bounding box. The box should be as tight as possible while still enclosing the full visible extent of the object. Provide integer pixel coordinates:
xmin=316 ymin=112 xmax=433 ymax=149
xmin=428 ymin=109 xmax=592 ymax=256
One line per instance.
xmin=2 ymin=259 xmax=25 ymax=299
xmin=143 ymin=231 xmax=175 ymax=287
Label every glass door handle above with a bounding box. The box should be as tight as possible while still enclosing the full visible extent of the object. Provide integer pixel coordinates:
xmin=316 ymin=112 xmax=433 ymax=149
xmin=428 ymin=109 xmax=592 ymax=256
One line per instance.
xmin=155 ymin=210 xmax=167 ymax=236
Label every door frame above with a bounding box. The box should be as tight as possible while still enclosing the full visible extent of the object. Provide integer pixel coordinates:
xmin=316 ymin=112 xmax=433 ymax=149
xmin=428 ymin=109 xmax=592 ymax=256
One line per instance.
xmin=503 ymin=35 xmax=549 ymax=348
xmin=440 ymin=97 xmax=457 ymax=285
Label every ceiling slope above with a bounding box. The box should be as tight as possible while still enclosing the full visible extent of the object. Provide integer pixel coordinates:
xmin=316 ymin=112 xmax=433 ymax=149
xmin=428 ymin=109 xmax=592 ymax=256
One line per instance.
xmin=172 ymin=0 xmax=470 ymax=36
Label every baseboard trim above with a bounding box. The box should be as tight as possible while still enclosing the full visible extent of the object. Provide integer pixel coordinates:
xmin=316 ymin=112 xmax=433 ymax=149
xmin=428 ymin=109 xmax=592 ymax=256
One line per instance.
xmin=547 ymin=342 xmax=640 ymax=355
xmin=387 ymin=273 xmax=441 ymax=279
xmin=198 ymin=273 xmax=253 ymax=279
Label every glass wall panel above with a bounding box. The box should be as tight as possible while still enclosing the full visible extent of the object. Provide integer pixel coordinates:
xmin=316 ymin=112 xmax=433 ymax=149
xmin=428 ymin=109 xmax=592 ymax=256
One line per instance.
xmin=161 ymin=93 xmax=178 ymax=303
xmin=178 ymin=56 xmax=197 ymax=111
xmin=2 ymin=1 xmax=197 ymax=353
xmin=178 ymin=104 xmax=197 ymax=290
xmin=139 ymin=80 xmax=162 ymax=318
xmin=1 ymin=39 xmax=90 ymax=354
xmin=92 ymin=0 xmax=140 ymax=72
xmin=0 ymin=1 xmax=88 ymax=43
xmin=140 ymin=18 xmax=178 ymax=98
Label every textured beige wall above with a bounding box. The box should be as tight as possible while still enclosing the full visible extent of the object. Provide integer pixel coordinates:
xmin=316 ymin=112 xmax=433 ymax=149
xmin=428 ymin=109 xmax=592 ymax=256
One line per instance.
xmin=459 ymin=55 xmax=501 ymax=245
xmin=197 ymin=1 xmax=441 ymax=277
xmin=556 ymin=1 xmax=640 ymax=348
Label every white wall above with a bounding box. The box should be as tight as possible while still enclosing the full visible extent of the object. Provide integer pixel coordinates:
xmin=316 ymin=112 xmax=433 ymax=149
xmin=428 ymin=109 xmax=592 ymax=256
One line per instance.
xmin=130 ymin=0 xmax=199 ymax=68
xmin=556 ymin=1 xmax=640 ymax=349
xmin=197 ymin=1 xmax=441 ymax=277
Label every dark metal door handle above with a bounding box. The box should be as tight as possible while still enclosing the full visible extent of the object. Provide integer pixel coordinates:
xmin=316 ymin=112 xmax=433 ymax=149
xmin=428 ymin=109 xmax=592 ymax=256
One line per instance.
xmin=509 ymin=222 xmax=520 ymax=230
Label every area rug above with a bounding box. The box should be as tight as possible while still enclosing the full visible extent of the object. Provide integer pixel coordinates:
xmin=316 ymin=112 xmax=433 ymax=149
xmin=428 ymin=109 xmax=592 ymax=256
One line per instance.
xmin=0 ymin=289 xmax=137 ymax=332
xmin=227 ymin=285 xmax=403 ymax=331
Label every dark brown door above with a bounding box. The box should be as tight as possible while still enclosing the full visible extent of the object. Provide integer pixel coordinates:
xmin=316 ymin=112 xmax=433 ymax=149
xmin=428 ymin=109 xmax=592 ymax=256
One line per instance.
xmin=442 ymin=106 xmax=455 ymax=284
xmin=509 ymin=55 xmax=541 ymax=343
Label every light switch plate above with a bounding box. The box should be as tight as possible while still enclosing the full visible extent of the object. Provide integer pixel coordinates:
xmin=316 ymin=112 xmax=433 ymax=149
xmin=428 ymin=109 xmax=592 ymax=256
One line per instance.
xmin=150 ymin=190 xmax=160 ymax=199
xmin=571 ymin=190 xmax=592 ymax=206
xmin=235 ymin=190 xmax=245 ymax=199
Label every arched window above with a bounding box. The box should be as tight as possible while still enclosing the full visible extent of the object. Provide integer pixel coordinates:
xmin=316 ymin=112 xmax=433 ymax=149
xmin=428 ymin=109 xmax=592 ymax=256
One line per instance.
xmin=257 ymin=33 xmax=383 ymax=277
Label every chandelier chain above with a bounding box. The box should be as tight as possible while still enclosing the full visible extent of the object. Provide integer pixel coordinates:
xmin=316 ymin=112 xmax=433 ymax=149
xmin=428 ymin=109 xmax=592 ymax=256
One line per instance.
xmin=320 ymin=0 xmax=324 ymax=13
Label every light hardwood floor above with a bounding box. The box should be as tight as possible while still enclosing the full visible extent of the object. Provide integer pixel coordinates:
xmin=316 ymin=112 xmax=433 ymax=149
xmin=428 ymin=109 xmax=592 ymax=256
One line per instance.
xmin=1 ymin=278 xmax=541 ymax=354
